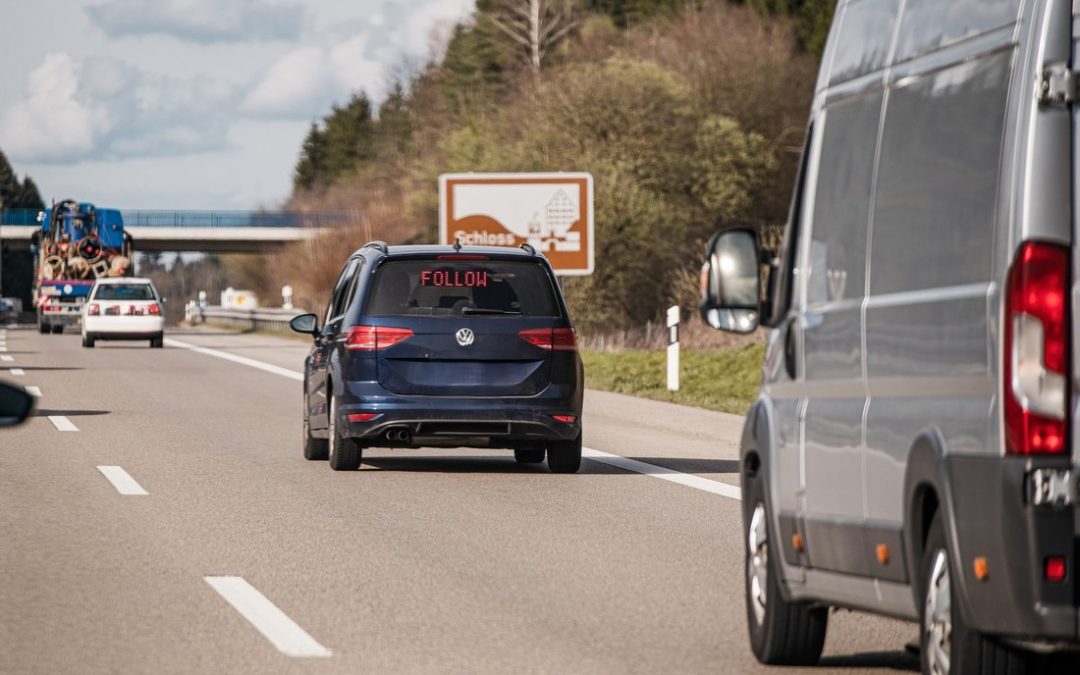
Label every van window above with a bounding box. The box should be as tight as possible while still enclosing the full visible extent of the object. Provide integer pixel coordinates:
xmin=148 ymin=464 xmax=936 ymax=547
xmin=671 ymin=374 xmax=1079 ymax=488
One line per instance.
xmin=327 ymin=259 xmax=360 ymax=321
xmin=869 ymin=49 xmax=1012 ymax=295
xmin=828 ymin=0 xmax=899 ymax=85
xmin=365 ymin=260 xmax=561 ymax=317
xmin=807 ymin=92 xmax=882 ymax=305
xmin=894 ymin=0 xmax=1021 ymax=62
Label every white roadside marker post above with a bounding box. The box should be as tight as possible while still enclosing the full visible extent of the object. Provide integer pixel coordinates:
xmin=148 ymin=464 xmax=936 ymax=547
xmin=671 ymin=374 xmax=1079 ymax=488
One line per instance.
xmin=667 ymin=305 xmax=680 ymax=392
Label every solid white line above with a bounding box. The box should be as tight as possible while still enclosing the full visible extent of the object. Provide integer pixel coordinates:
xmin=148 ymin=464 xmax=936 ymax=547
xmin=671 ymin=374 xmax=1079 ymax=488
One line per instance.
xmin=164 ymin=338 xmax=303 ymax=382
xmin=26 ymin=386 xmax=41 ymax=397
xmin=583 ymin=447 xmax=741 ymax=501
xmin=97 ymin=466 xmax=149 ymax=496
xmin=204 ymin=576 xmax=331 ymax=657
xmin=0 ymin=355 xmax=12 ymax=362
xmin=170 ymin=334 xmax=740 ymax=501
xmin=9 ymin=368 xmax=24 ymax=376
xmin=48 ymin=415 xmax=78 ymax=432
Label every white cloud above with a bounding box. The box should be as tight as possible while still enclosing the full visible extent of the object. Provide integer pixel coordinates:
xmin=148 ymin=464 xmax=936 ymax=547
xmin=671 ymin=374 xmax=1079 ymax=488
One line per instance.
xmin=242 ymin=36 xmax=384 ymax=118
xmin=0 ymin=52 xmax=241 ymax=163
xmin=0 ymin=54 xmax=110 ymax=162
xmin=85 ymin=0 xmax=305 ymax=43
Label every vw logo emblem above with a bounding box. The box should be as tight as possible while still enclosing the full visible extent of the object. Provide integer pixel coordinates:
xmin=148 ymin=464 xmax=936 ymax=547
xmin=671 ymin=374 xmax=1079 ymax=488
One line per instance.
xmin=456 ymin=327 xmax=475 ymax=347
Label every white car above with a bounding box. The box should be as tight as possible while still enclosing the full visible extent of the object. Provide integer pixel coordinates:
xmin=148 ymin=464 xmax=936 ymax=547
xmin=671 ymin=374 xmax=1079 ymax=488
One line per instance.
xmin=81 ymin=277 xmax=165 ymax=348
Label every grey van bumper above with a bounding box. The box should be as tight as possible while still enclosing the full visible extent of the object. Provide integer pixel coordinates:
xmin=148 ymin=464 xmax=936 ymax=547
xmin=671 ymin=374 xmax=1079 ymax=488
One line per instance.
xmin=945 ymin=456 xmax=1079 ymax=645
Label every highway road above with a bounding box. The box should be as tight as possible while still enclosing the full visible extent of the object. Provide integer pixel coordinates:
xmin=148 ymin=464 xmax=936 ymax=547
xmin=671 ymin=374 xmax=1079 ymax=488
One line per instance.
xmin=0 ymin=325 xmax=918 ymax=674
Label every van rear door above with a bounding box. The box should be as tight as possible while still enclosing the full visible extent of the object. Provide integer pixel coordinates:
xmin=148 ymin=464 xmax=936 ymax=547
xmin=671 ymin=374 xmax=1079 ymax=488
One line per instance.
xmin=362 ymin=257 xmax=567 ymax=397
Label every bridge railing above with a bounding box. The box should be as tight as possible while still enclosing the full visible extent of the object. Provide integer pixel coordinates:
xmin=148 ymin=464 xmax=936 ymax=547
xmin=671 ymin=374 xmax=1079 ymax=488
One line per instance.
xmin=0 ymin=209 xmax=362 ymax=228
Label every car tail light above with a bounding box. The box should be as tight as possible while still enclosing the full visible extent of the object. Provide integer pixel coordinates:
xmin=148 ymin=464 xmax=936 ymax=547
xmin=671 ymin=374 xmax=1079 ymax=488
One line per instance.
xmin=345 ymin=325 xmax=413 ymax=351
xmin=1004 ymin=242 xmax=1070 ymax=455
xmin=552 ymin=414 xmax=577 ymax=424
xmin=436 ymin=254 xmax=489 ymax=260
xmin=87 ymin=303 xmax=100 ymax=316
xmin=348 ymin=412 xmax=381 ymax=422
xmin=148 ymin=303 xmax=161 ymax=316
xmin=519 ymin=328 xmax=577 ymax=352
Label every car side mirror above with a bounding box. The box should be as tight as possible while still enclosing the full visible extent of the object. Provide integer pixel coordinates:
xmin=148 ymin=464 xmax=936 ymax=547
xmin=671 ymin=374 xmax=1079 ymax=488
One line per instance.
xmin=0 ymin=381 xmax=34 ymax=427
xmin=699 ymin=229 xmax=762 ymax=334
xmin=290 ymin=313 xmax=319 ymax=337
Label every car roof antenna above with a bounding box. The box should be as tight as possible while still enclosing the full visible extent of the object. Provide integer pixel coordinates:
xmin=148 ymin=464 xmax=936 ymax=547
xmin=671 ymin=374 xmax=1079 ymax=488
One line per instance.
xmin=453 ymin=236 xmax=462 ymax=252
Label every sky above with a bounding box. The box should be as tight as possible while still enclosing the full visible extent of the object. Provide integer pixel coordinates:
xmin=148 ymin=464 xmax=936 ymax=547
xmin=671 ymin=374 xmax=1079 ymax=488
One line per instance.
xmin=0 ymin=0 xmax=476 ymax=210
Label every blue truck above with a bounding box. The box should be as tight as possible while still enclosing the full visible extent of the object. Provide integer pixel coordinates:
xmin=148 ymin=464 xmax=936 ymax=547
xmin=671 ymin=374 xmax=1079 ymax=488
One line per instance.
xmin=32 ymin=200 xmax=134 ymax=334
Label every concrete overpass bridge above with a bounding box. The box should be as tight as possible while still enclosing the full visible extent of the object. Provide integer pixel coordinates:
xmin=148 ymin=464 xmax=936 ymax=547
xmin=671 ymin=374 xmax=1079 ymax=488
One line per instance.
xmin=0 ymin=209 xmax=360 ymax=253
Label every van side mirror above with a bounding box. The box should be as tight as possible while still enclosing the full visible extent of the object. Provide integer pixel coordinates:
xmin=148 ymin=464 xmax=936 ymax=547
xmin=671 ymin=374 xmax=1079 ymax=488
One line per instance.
xmin=699 ymin=229 xmax=762 ymax=334
xmin=290 ymin=313 xmax=319 ymax=336
xmin=0 ymin=381 xmax=34 ymax=427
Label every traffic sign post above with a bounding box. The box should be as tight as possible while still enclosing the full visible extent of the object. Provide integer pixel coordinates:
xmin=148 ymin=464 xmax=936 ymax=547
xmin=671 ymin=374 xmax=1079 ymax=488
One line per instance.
xmin=439 ymin=173 xmax=594 ymax=276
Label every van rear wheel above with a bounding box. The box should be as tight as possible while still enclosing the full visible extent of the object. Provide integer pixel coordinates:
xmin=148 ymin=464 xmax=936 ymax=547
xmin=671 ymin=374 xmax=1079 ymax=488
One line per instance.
xmin=547 ymin=434 xmax=581 ymax=473
xmin=745 ymin=475 xmax=827 ymax=665
xmin=921 ymin=514 xmax=1034 ymax=674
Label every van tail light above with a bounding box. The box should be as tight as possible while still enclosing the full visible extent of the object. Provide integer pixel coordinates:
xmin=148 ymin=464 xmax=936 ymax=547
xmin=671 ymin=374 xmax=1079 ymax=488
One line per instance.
xmin=87 ymin=303 xmax=100 ymax=316
xmin=519 ymin=328 xmax=577 ymax=352
xmin=1004 ymin=242 xmax=1070 ymax=455
xmin=148 ymin=303 xmax=161 ymax=316
xmin=345 ymin=325 xmax=413 ymax=351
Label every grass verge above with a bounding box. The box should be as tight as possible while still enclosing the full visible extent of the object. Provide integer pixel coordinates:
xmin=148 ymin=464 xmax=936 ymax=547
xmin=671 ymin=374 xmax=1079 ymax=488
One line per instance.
xmin=582 ymin=343 xmax=764 ymax=415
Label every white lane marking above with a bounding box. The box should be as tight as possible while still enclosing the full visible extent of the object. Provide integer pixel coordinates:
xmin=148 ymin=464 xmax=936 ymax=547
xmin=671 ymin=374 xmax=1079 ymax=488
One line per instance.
xmin=204 ymin=576 xmax=331 ymax=658
xmin=583 ymin=447 xmax=741 ymax=501
xmin=9 ymin=368 xmax=24 ymax=376
xmin=97 ymin=466 xmax=149 ymax=496
xmin=164 ymin=338 xmax=303 ymax=382
xmin=170 ymin=334 xmax=739 ymax=501
xmin=0 ymin=355 xmax=12 ymax=362
xmin=26 ymin=386 xmax=41 ymax=397
xmin=48 ymin=416 xmax=78 ymax=432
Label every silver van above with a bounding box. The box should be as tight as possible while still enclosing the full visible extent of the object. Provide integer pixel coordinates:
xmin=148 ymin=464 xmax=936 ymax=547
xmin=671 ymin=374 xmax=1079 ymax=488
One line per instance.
xmin=700 ymin=0 xmax=1080 ymax=672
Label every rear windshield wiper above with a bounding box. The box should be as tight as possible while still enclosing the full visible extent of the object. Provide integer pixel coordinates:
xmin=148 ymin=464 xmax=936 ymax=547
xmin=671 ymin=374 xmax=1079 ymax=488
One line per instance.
xmin=461 ymin=307 xmax=521 ymax=315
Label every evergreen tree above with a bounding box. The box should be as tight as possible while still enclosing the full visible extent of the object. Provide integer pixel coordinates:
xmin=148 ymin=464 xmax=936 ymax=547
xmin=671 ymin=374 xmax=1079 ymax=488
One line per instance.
xmin=293 ymin=124 xmax=329 ymax=190
xmin=0 ymin=148 xmax=45 ymax=210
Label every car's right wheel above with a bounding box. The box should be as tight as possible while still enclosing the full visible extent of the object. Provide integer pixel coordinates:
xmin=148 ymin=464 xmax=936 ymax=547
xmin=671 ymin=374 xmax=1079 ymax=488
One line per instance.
xmin=920 ymin=514 xmax=1034 ymax=675
xmin=150 ymin=335 xmax=164 ymax=349
xmin=303 ymin=407 xmax=328 ymax=461
xmin=744 ymin=474 xmax=827 ymax=665
xmin=514 ymin=447 xmax=545 ymax=463
xmin=327 ymin=393 xmax=361 ymax=471
xmin=547 ymin=433 xmax=581 ymax=473
xmin=81 ymin=334 xmax=95 ymax=348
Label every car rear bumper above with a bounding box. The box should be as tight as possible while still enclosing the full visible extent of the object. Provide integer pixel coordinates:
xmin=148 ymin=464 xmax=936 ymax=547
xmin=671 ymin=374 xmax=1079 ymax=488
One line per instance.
xmin=335 ymin=384 xmax=582 ymax=446
xmin=944 ymin=456 xmax=1080 ymax=648
xmin=84 ymin=316 xmax=164 ymax=336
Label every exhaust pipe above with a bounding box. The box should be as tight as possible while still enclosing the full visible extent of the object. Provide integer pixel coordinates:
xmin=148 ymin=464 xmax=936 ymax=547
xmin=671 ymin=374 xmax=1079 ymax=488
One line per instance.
xmin=385 ymin=428 xmax=412 ymax=444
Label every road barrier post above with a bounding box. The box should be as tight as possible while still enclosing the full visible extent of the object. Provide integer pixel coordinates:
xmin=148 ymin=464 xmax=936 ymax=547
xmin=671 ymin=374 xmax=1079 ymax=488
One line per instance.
xmin=667 ymin=305 xmax=680 ymax=392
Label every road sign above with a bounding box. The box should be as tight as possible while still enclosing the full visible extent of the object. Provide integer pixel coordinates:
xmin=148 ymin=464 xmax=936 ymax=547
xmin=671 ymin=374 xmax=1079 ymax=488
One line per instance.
xmin=439 ymin=173 xmax=594 ymax=276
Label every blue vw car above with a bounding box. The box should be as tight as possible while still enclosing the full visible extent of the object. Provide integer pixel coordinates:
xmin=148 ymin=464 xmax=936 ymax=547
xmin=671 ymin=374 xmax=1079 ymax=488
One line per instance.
xmin=291 ymin=242 xmax=584 ymax=473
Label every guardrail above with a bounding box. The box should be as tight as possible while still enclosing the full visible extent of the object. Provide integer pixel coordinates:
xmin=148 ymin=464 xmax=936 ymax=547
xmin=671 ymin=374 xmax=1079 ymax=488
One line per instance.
xmin=187 ymin=305 xmax=307 ymax=334
xmin=0 ymin=208 xmax=363 ymax=228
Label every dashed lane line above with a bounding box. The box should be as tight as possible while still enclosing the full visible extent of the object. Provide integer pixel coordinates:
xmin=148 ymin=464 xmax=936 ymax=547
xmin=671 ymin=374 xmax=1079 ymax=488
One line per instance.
xmin=96 ymin=466 xmax=149 ymax=496
xmin=26 ymin=386 xmax=41 ymax=397
xmin=204 ymin=576 xmax=332 ymax=658
xmin=48 ymin=416 xmax=78 ymax=432
xmin=171 ymin=336 xmax=741 ymax=500
xmin=1 ymin=355 xmax=12 ymax=362
xmin=9 ymin=368 xmax=24 ymax=376
xmin=164 ymin=338 xmax=303 ymax=382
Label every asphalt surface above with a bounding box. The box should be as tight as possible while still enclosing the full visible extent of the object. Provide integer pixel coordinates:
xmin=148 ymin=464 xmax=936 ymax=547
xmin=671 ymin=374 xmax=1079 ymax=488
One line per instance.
xmin=0 ymin=325 xmax=918 ymax=674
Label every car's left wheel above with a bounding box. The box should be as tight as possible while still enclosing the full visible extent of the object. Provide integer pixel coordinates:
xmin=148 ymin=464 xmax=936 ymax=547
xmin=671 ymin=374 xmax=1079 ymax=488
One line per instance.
xmin=303 ymin=408 xmax=328 ymax=461
xmin=327 ymin=393 xmax=361 ymax=471
xmin=81 ymin=333 xmax=95 ymax=348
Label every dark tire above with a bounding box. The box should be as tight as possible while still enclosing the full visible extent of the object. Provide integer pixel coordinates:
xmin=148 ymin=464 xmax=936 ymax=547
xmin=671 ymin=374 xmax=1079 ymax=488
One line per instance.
xmin=745 ymin=474 xmax=827 ymax=665
xmin=51 ymin=324 xmax=63 ymax=334
xmin=303 ymin=408 xmax=328 ymax=461
xmin=327 ymin=393 xmax=361 ymax=471
xmin=82 ymin=334 xmax=95 ymax=348
xmin=38 ymin=322 xmax=50 ymax=334
xmin=921 ymin=514 xmax=1035 ymax=675
xmin=150 ymin=334 xmax=164 ymax=348
xmin=514 ymin=447 xmax=545 ymax=463
xmin=547 ymin=433 xmax=582 ymax=473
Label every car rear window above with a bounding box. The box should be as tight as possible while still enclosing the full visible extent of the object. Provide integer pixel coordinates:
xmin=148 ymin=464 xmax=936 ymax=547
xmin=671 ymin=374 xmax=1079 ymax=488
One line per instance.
xmin=95 ymin=284 xmax=155 ymax=300
xmin=365 ymin=259 xmax=561 ymax=317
